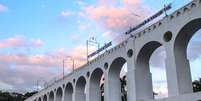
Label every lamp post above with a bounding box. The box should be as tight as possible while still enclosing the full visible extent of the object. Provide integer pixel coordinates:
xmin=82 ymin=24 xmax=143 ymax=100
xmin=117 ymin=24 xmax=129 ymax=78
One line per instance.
xmin=86 ymin=37 xmax=100 ymax=63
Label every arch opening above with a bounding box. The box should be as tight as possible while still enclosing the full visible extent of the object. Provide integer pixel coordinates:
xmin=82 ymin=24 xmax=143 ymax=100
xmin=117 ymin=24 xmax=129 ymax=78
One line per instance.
xmin=75 ymin=76 xmax=86 ymax=101
xmin=149 ymin=46 xmax=168 ymax=99
xmin=188 ymin=29 xmax=201 ymax=93
xmin=43 ymin=94 xmax=47 ymax=101
xmin=107 ymin=57 xmax=127 ymax=101
xmin=49 ymin=91 xmax=54 ymax=101
xmin=136 ymin=41 xmax=167 ymax=100
xmin=56 ymin=87 xmax=63 ymax=101
xmin=64 ymin=83 xmax=73 ymax=101
xmin=89 ymin=68 xmax=104 ymax=101
xmin=174 ymin=18 xmax=201 ymax=93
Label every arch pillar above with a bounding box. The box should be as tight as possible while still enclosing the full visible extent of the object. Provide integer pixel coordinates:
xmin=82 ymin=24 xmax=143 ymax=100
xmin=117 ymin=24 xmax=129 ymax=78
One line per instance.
xmin=135 ymin=41 xmax=162 ymax=101
xmin=126 ymin=38 xmax=137 ymax=101
xmin=72 ymin=85 xmax=76 ymax=101
xmin=165 ymin=44 xmax=193 ymax=96
xmin=88 ymin=68 xmax=104 ymax=101
xmin=104 ymin=69 xmax=110 ymax=101
xmin=126 ymin=38 xmax=153 ymax=101
xmin=134 ymin=66 xmax=153 ymax=100
xmin=47 ymin=93 xmax=49 ymax=101
xmin=62 ymin=88 xmax=64 ymax=101
xmin=54 ymin=91 xmax=56 ymax=101
xmin=75 ymin=76 xmax=87 ymax=101
xmin=86 ymin=78 xmax=90 ymax=101
xmin=104 ymin=71 xmax=109 ymax=101
xmin=105 ymin=57 xmax=126 ymax=101
xmin=104 ymin=69 xmax=121 ymax=101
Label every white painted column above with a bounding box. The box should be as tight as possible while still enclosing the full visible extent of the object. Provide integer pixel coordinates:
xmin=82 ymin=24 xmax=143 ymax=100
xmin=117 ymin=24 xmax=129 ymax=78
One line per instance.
xmin=75 ymin=89 xmax=85 ymax=101
xmin=165 ymin=44 xmax=193 ymax=96
xmin=103 ymin=72 xmax=108 ymax=101
xmin=54 ymin=91 xmax=56 ymax=101
xmin=88 ymin=78 xmax=102 ymax=101
xmin=62 ymin=89 xmax=65 ymax=101
xmin=47 ymin=93 xmax=49 ymax=101
xmin=135 ymin=68 xmax=153 ymax=100
xmin=104 ymin=70 xmax=110 ymax=101
xmin=72 ymin=85 xmax=76 ymax=101
xmin=127 ymin=58 xmax=137 ymax=101
xmin=104 ymin=70 xmax=121 ymax=101
xmin=127 ymin=38 xmax=153 ymax=101
xmin=86 ymin=79 xmax=90 ymax=101
xmin=126 ymin=38 xmax=137 ymax=101
xmin=74 ymin=81 xmax=86 ymax=101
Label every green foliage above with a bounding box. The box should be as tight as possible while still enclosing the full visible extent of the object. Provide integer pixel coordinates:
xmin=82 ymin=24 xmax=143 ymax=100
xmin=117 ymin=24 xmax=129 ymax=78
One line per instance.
xmin=0 ymin=91 xmax=38 ymax=101
xmin=193 ymin=78 xmax=201 ymax=92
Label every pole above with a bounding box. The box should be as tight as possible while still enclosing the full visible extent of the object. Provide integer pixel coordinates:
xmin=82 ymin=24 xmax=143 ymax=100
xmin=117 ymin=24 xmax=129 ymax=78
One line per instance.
xmin=86 ymin=40 xmax=89 ymax=63
xmin=36 ymin=80 xmax=39 ymax=91
xmin=86 ymin=37 xmax=100 ymax=60
xmin=62 ymin=60 xmax=64 ymax=80
xmin=72 ymin=59 xmax=75 ymax=72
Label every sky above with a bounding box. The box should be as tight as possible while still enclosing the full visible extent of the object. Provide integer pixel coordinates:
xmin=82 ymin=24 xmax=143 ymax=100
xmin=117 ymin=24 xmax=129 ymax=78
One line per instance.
xmin=0 ymin=0 xmax=201 ymax=98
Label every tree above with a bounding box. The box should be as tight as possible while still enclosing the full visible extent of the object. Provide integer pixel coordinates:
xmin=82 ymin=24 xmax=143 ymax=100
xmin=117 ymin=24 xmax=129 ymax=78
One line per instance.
xmin=0 ymin=90 xmax=38 ymax=101
xmin=193 ymin=78 xmax=201 ymax=92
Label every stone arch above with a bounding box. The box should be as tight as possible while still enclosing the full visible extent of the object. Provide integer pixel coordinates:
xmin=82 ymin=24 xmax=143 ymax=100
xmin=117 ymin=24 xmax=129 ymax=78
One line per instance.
xmin=64 ymin=82 xmax=73 ymax=101
xmin=173 ymin=18 xmax=201 ymax=93
xmin=56 ymin=87 xmax=63 ymax=101
xmin=89 ymin=68 xmax=104 ymax=101
xmin=174 ymin=18 xmax=201 ymax=61
xmin=107 ymin=57 xmax=127 ymax=101
xmin=75 ymin=76 xmax=87 ymax=101
xmin=135 ymin=41 xmax=162 ymax=100
xmin=49 ymin=91 xmax=54 ymax=101
xmin=43 ymin=94 xmax=47 ymax=101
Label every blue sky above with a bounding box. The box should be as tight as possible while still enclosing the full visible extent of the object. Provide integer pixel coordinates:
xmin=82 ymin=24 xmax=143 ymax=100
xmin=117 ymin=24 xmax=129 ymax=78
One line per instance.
xmin=0 ymin=0 xmax=201 ymax=97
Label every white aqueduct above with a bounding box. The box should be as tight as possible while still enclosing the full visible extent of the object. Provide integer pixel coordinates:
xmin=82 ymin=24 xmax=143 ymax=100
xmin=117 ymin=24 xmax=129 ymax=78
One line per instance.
xmin=26 ymin=0 xmax=201 ymax=101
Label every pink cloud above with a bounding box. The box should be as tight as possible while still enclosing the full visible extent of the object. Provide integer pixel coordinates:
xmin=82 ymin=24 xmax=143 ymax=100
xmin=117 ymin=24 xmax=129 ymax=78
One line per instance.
xmin=32 ymin=39 xmax=43 ymax=47
xmin=0 ymin=45 xmax=91 ymax=91
xmin=83 ymin=0 xmax=151 ymax=39
xmin=56 ymin=45 xmax=90 ymax=68
xmin=0 ymin=4 xmax=8 ymax=13
xmin=122 ymin=0 xmax=140 ymax=6
xmin=0 ymin=36 xmax=43 ymax=49
xmin=0 ymin=44 xmax=90 ymax=72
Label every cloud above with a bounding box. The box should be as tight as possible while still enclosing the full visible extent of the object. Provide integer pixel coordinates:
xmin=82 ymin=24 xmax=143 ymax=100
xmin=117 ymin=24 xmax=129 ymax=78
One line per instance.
xmin=0 ymin=62 xmax=54 ymax=92
xmin=122 ymin=0 xmax=140 ymax=6
xmin=187 ymin=40 xmax=201 ymax=60
xmin=150 ymin=47 xmax=166 ymax=68
xmin=0 ymin=4 xmax=8 ymax=13
xmin=0 ymin=36 xmax=44 ymax=49
xmin=0 ymin=43 xmax=92 ymax=92
xmin=83 ymin=0 xmax=150 ymax=34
